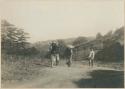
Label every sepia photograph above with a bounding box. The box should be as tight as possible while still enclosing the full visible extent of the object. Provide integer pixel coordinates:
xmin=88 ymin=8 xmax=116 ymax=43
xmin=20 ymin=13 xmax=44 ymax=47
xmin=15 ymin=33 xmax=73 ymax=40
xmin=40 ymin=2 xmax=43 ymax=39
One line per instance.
xmin=0 ymin=0 xmax=124 ymax=88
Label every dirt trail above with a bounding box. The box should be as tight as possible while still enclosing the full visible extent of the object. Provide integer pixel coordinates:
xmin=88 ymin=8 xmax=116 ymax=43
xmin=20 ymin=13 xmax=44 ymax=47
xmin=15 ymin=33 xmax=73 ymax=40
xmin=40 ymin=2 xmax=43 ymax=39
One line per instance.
xmin=4 ymin=61 xmax=124 ymax=88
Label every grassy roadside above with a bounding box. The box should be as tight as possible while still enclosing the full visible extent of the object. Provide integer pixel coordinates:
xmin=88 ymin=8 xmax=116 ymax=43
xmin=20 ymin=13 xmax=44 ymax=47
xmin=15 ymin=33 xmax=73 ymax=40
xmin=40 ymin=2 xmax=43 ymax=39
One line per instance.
xmin=1 ymin=54 xmax=49 ymax=87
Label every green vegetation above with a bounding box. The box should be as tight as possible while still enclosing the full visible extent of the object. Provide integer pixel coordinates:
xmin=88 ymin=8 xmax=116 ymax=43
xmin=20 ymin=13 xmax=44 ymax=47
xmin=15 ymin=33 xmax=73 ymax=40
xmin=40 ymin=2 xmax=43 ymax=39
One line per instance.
xmin=1 ymin=20 xmax=39 ymax=56
xmin=95 ymin=27 xmax=124 ymax=62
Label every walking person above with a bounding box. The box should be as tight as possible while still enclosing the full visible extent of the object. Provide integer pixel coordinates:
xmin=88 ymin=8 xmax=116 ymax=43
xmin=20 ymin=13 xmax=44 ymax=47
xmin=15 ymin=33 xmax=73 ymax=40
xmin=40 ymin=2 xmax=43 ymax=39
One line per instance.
xmin=49 ymin=41 xmax=60 ymax=67
xmin=65 ymin=45 xmax=74 ymax=67
xmin=88 ymin=48 xmax=95 ymax=67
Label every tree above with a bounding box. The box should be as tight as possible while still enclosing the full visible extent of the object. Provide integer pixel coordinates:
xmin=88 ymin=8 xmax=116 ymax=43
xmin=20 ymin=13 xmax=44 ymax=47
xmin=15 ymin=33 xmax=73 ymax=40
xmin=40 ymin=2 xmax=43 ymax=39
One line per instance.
xmin=15 ymin=29 xmax=29 ymax=49
xmin=113 ymin=27 xmax=124 ymax=45
xmin=104 ymin=30 xmax=113 ymax=40
xmin=1 ymin=19 xmax=29 ymax=54
xmin=96 ymin=32 xmax=103 ymax=40
xmin=95 ymin=27 xmax=124 ymax=62
xmin=95 ymin=42 xmax=124 ymax=62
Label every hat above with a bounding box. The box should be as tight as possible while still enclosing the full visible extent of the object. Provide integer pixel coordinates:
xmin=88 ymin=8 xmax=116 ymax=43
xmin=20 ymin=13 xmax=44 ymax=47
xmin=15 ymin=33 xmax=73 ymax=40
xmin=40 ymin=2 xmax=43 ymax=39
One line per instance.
xmin=67 ymin=45 xmax=74 ymax=48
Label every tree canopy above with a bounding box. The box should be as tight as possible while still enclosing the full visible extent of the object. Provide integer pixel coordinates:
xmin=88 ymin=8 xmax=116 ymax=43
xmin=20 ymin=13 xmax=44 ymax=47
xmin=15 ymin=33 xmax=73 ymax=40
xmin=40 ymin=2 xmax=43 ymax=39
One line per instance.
xmin=1 ymin=20 xmax=31 ymax=55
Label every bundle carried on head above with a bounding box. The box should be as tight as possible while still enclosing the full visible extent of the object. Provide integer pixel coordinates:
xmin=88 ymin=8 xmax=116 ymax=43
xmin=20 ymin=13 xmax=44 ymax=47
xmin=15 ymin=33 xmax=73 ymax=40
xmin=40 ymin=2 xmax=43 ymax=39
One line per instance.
xmin=67 ymin=45 xmax=74 ymax=49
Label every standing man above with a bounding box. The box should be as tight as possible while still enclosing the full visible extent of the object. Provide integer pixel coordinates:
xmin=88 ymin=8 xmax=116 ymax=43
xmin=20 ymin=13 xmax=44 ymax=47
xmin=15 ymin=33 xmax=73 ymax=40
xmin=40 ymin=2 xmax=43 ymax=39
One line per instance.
xmin=49 ymin=41 xmax=60 ymax=67
xmin=88 ymin=48 xmax=95 ymax=67
xmin=54 ymin=41 xmax=60 ymax=66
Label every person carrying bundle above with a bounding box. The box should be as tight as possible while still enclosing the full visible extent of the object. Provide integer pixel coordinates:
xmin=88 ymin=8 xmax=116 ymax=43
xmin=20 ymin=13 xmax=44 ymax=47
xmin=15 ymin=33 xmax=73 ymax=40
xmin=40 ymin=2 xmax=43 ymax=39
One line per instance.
xmin=49 ymin=41 xmax=60 ymax=67
xmin=65 ymin=45 xmax=74 ymax=67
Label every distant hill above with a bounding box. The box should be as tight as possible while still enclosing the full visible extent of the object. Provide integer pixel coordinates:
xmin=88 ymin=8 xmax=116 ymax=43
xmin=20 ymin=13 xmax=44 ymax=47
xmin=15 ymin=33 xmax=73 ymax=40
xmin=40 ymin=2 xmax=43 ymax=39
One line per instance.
xmin=33 ymin=36 xmax=94 ymax=50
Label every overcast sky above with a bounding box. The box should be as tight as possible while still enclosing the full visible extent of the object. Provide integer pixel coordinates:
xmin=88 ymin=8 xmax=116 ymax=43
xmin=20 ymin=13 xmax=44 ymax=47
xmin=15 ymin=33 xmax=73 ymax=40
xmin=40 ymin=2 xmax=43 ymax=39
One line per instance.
xmin=0 ymin=0 xmax=124 ymax=43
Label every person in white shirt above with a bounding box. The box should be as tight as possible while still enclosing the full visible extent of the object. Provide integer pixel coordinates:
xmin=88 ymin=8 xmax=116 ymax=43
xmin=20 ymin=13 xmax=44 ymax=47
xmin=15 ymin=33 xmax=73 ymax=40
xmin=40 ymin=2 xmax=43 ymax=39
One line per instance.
xmin=88 ymin=48 xmax=95 ymax=67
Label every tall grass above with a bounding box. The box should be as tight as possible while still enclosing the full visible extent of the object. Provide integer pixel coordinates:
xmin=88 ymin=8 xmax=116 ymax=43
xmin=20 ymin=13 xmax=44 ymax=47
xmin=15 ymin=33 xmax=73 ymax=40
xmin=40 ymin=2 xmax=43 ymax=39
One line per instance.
xmin=1 ymin=53 xmax=48 ymax=87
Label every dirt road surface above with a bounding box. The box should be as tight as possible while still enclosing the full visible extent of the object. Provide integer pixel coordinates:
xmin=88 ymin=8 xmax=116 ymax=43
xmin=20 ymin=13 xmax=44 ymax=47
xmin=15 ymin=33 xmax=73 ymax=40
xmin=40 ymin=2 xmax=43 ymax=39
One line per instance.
xmin=3 ymin=60 xmax=124 ymax=88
